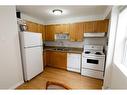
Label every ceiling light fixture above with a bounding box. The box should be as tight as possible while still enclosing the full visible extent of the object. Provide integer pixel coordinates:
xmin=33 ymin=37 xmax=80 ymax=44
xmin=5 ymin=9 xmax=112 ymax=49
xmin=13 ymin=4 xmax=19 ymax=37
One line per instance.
xmin=52 ymin=9 xmax=63 ymax=16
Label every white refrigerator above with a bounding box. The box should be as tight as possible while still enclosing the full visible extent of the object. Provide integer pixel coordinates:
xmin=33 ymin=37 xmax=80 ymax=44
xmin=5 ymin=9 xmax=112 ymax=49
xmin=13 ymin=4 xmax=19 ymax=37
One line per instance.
xmin=19 ymin=31 xmax=43 ymax=81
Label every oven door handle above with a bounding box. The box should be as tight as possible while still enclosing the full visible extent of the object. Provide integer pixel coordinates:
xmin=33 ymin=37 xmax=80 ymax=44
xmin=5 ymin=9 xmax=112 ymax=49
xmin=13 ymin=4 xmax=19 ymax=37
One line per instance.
xmin=86 ymin=59 xmax=99 ymax=64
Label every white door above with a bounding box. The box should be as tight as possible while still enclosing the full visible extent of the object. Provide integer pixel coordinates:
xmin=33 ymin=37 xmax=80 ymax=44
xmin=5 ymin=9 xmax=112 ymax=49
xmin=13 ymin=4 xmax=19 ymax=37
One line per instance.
xmin=24 ymin=46 xmax=43 ymax=81
xmin=23 ymin=31 xmax=42 ymax=47
xmin=67 ymin=53 xmax=81 ymax=73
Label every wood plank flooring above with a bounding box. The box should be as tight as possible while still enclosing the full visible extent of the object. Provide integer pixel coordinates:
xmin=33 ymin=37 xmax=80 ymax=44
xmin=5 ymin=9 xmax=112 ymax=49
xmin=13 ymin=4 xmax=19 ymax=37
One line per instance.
xmin=16 ymin=67 xmax=103 ymax=89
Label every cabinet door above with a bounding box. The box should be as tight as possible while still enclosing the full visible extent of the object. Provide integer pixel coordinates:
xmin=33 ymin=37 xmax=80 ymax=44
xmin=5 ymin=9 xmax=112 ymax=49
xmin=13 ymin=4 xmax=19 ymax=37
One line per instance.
xmin=37 ymin=24 xmax=42 ymax=33
xmin=61 ymin=24 xmax=69 ymax=33
xmin=50 ymin=51 xmax=67 ymax=70
xmin=43 ymin=51 xmax=46 ymax=67
xmin=94 ymin=19 xmax=109 ymax=32
xmin=84 ymin=21 xmax=94 ymax=32
xmin=54 ymin=24 xmax=61 ymax=33
xmin=45 ymin=51 xmax=67 ymax=70
xmin=69 ymin=23 xmax=84 ymax=41
xmin=26 ymin=21 xmax=38 ymax=32
xmin=69 ymin=23 xmax=76 ymax=41
xmin=103 ymin=19 xmax=109 ymax=32
xmin=54 ymin=24 xmax=69 ymax=34
xmin=84 ymin=19 xmax=109 ymax=33
xmin=26 ymin=21 xmax=33 ymax=32
xmin=45 ymin=51 xmax=51 ymax=66
xmin=75 ymin=23 xmax=84 ymax=41
xmin=45 ymin=25 xmax=54 ymax=41
xmin=42 ymin=25 xmax=45 ymax=41
xmin=67 ymin=53 xmax=81 ymax=73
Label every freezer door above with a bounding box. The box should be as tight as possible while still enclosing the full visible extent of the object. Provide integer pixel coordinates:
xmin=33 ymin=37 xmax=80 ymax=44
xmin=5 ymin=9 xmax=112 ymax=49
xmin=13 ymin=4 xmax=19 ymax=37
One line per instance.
xmin=23 ymin=31 xmax=42 ymax=47
xmin=24 ymin=46 xmax=43 ymax=81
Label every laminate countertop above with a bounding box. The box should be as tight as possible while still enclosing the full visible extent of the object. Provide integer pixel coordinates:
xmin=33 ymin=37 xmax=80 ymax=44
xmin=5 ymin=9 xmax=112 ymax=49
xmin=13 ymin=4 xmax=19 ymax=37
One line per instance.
xmin=43 ymin=46 xmax=83 ymax=54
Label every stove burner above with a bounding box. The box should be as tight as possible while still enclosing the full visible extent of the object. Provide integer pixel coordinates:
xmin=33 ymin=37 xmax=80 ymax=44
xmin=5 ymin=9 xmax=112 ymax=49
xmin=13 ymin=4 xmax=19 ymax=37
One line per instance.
xmin=95 ymin=52 xmax=102 ymax=55
xmin=85 ymin=51 xmax=90 ymax=54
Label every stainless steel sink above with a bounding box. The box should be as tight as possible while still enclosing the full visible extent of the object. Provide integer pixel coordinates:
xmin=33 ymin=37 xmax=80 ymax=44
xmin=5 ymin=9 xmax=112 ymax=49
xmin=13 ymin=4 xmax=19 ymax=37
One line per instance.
xmin=52 ymin=48 xmax=71 ymax=51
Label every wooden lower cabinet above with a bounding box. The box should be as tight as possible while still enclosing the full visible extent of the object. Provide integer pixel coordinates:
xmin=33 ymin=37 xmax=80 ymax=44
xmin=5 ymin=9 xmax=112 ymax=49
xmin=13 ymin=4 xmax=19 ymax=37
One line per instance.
xmin=43 ymin=51 xmax=46 ymax=67
xmin=44 ymin=51 xmax=67 ymax=70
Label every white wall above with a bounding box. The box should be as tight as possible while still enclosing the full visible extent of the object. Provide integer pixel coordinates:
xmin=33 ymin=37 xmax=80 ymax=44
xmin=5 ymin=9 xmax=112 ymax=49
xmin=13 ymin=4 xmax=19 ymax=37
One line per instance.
xmin=103 ymin=6 xmax=119 ymax=89
xmin=21 ymin=13 xmax=105 ymax=25
xmin=0 ymin=6 xmax=24 ymax=89
xmin=103 ymin=6 xmax=127 ymax=89
xmin=21 ymin=13 xmax=45 ymax=24
xmin=45 ymin=15 xmax=104 ymax=25
xmin=20 ymin=6 xmax=112 ymax=25
xmin=110 ymin=63 xmax=127 ymax=89
xmin=109 ymin=7 xmax=127 ymax=89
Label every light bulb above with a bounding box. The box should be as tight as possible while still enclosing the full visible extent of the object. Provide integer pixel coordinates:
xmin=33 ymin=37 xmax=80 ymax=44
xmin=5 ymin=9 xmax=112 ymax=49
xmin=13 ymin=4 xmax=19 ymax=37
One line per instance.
xmin=52 ymin=9 xmax=63 ymax=16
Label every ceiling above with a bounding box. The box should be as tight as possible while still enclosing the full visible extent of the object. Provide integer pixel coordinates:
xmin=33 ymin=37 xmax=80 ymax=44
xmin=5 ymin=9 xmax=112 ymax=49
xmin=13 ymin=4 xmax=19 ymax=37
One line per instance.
xmin=16 ymin=6 xmax=110 ymax=24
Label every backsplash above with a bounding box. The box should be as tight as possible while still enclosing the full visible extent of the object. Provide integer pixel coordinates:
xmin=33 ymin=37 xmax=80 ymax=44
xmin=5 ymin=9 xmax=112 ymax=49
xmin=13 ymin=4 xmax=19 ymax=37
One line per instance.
xmin=45 ymin=37 xmax=107 ymax=48
xmin=45 ymin=40 xmax=84 ymax=48
xmin=83 ymin=37 xmax=107 ymax=46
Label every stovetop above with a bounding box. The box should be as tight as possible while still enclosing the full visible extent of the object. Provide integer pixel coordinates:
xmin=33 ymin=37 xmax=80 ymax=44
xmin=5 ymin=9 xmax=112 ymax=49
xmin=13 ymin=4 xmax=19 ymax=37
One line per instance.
xmin=83 ymin=49 xmax=105 ymax=57
xmin=82 ymin=45 xmax=105 ymax=57
xmin=84 ymin=50 xmax=104 ymax=55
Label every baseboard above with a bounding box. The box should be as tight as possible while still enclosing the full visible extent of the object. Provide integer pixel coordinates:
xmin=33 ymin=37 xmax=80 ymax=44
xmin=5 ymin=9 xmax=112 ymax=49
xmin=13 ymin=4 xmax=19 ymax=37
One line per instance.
xmin=67 ymin=68 xmax=80 ymax=73
xmin=102 ymin=86 xmax=110 ymax=89
xmin=9 ymin=80 xmax=24 ymax=89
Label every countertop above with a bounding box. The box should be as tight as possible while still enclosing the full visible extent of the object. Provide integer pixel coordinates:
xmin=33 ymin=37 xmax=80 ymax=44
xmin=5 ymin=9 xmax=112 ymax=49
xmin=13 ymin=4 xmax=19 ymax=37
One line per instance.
xmin=43 ymin=46 xmax=83 ymax=54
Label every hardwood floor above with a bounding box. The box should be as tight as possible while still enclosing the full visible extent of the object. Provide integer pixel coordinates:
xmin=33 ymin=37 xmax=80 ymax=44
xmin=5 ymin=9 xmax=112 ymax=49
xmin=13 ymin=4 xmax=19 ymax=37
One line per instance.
xmin=16 ymin=67 xmax=103 ymax=89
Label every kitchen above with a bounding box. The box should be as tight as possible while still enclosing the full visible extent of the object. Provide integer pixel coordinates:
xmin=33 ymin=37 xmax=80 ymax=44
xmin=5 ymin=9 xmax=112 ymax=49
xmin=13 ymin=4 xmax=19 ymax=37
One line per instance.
xmin=16 ymin=6 xmax=109 ymax=89
xmin=0 ymin=6 xmax=111 ymax=89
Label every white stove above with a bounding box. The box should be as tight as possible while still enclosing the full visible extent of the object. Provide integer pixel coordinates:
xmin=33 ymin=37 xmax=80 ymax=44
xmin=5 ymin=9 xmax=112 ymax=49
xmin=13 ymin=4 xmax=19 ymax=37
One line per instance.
xmin=83 ymin=50 xmax=105 ymax=57
xmin=81 ymin=45 xmax=105 ymax=79
xmin=83 ymin=45 xmax=105 ymax=56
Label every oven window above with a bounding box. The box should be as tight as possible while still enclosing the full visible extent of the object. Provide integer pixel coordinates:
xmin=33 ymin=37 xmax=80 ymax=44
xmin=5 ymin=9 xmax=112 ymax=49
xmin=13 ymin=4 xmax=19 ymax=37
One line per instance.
xmin=87 ymin=59 xmax=98 ymax=64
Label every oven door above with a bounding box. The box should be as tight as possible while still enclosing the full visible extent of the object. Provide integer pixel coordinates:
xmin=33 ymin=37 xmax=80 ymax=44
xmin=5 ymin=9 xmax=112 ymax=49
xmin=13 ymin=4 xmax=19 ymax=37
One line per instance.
xmin=82 ymin=56 xmax=105 ymax=71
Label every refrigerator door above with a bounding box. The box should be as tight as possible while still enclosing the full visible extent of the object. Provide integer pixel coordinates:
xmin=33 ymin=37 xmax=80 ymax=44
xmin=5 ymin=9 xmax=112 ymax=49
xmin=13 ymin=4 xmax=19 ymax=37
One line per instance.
xmin=23 ymin=31 xmax=42 ymax=47
xmin=24 ymin=46 xmax=43 ymax=81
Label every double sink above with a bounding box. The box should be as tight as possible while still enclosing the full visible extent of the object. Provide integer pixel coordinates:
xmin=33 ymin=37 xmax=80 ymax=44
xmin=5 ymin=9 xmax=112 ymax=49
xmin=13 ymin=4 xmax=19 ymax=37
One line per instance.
xmin=45 ymin=46 xmax=83 ymax=53
xmin=52 ymin=47 xmax=71 ymax=51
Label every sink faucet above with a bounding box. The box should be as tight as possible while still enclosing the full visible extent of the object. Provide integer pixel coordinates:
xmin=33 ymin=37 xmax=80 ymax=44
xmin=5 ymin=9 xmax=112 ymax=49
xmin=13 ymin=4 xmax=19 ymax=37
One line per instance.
xmin=60 ymin=41 xmax=64 ymax=47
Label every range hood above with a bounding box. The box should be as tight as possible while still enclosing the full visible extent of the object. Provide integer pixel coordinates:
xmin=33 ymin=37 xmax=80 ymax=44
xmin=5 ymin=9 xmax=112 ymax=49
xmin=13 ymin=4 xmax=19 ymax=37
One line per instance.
xmin=84 ymin=33 xmax=105 ymax=37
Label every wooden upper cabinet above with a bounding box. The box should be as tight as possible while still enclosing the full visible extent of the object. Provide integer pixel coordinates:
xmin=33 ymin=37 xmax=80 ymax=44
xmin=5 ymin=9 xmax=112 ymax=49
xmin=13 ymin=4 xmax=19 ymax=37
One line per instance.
xmin=84 ymin=19 xmax=109 ymax=33
xmin=37 ymin=24 xmax=42 ymax=33
xmin=94 ymin=19 xmax=109 ymax=32
xmin=69 ymin=23 xmax=84 ymax=41
xmin=75 ymin=23 xmax=84 ymax=41
xmin=54 ymin=24 xmax=61 ymax=33
xmin=69 ymin=23 xmax=75 ymax=41
xmin=26 ymin=21 xmax=32 ymax=31
xmin=26 ymin=20 xmax=46 ymax=41
xmin=84 ymin=21 xmax=94 ymax=32
xmin=45 ymin=24 xmax=69 ymax=41
xmin=53 ymin=24 xmax=69 ymax=34
xmin=61 ymin=24 xmax=69 ymax=33
xmin=36 ymin=24 xmax=46 ymax=41
xmin=45 ymin=25 xmax=55 ymax=41
xmin=26 ymin=21 xmax=38 ymax=32
xmin=42 ymin=25 xmax=45 ymax=41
